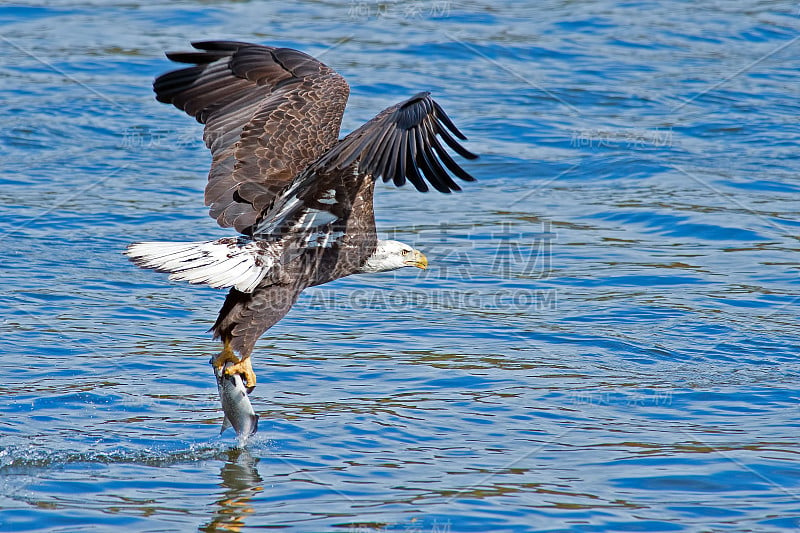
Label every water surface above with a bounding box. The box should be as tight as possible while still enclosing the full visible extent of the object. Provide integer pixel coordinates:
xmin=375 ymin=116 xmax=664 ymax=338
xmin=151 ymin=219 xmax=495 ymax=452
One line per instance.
xmin=1 ymin=1 xmax=799 ymax=531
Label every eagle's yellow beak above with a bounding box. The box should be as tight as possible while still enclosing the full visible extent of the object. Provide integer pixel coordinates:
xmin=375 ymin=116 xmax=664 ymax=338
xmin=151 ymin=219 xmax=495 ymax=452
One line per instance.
xmin=412 ymin=250 xmax=428 ymax=270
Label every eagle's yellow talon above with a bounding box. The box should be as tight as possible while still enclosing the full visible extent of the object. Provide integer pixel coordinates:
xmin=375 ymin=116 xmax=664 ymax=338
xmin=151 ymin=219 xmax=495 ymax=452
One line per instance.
xmin=223 ymin=355 xmax=257 ymax=390
xmin=211 ymin=341 xmax=239 ymax=370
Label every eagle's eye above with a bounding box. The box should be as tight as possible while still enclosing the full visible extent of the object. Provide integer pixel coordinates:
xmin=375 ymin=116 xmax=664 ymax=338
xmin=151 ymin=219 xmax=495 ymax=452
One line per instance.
xmin=401 ymin=249 xmax=409 ymax=256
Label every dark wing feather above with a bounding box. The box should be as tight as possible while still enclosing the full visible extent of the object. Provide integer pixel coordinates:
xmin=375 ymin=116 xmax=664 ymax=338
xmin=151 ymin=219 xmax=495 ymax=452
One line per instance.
xmin=312 ymin=92 xmax=477 ymax=193
xmin=246 ymin=92 xmax=476 ymax=268
xmin=153 ymin=41 xmax=350 ymax=233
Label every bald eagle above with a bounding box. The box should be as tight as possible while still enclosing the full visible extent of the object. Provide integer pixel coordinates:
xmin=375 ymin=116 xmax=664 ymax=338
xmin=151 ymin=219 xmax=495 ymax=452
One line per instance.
xmin=125 ymin=41 xmax=477 ymax=389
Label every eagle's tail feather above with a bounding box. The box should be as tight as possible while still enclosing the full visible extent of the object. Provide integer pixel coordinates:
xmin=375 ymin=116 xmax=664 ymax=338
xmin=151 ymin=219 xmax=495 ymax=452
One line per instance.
xmin=124 ymin=239 xmax=271 ymax=293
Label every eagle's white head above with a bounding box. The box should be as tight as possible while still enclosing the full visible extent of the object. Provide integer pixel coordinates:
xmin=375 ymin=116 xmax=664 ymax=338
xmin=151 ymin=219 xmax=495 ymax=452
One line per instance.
xmin=358 ymin=239 xmax=428 ymax=273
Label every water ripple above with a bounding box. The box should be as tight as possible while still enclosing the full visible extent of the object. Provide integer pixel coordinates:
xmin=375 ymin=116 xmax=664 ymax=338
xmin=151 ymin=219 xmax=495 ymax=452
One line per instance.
xmin=2 ymin=1 xmax=799 ymax=531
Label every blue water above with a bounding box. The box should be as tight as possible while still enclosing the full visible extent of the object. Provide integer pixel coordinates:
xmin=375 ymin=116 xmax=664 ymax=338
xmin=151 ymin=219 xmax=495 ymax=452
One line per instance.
xmin=2 ymin=1 xmax=799 ymax=531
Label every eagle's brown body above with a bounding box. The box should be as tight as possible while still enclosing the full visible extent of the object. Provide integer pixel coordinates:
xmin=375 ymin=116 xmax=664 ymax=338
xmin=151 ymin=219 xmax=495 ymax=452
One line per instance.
xmin=211 ymin=177 xmax=378 ymax=358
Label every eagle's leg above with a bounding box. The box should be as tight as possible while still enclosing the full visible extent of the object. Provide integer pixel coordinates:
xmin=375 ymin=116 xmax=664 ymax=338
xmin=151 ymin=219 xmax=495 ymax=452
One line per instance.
xmin=211 ymin=340 xmax=257 ymax=389
xmin=223 ymin=355 xmax=256 ymax=390
xmin=211 ymin=339 xmax=239 ymax=370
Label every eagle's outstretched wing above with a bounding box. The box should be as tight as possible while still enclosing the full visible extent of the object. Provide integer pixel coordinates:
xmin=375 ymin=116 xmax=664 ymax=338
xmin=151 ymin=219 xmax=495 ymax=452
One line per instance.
xmin=251 ymin=92 xmax=477 ymax=245
xmin=153 ymin=41 xmax=350 ymax=233
xmin=313 ymin=91 xmax=478 ymax=193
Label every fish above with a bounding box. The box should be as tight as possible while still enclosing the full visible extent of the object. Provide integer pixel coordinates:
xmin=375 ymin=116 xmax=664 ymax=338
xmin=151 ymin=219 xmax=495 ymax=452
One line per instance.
xmin=212 ymin=360 xmax=259 ymax=443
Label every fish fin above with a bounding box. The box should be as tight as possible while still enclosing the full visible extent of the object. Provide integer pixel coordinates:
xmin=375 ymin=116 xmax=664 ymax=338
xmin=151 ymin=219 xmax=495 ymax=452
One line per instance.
xmin=250 ymin=414 xmax=259 ymax=436
xmin=221 ymin=415 xmax=232 ymax=435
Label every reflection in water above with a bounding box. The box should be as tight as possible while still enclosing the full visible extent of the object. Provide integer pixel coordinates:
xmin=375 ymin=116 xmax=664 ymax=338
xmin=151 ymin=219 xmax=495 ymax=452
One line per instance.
xmin=201 ymin=448 xmax=263 ymax=532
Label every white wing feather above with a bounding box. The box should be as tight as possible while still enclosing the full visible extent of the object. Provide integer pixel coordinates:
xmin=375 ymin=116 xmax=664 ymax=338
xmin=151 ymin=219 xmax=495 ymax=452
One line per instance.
xmin=125 ymin=238 xmax=273 ymax=293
